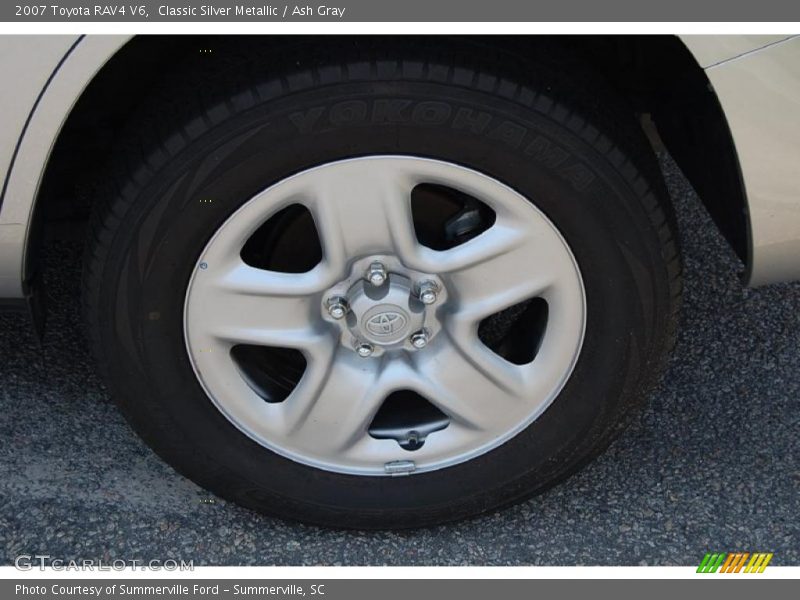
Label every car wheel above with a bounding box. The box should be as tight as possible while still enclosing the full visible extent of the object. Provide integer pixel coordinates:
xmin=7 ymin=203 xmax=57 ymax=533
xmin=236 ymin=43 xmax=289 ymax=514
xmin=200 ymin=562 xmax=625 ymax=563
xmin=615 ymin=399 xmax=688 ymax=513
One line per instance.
xmin=84 ymin=47 xmax=681 ymax=528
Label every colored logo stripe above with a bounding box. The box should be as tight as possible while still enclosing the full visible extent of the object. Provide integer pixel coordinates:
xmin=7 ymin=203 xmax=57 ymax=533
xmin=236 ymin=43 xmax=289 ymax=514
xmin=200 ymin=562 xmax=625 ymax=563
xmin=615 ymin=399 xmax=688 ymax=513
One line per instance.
xmin=721 ymin=553 xmax=748 ymax=573
xmin=697 ymin=553 xmax=726 ymax=573
xmin=746 ymin=553 xmax=773 ymax=573
xmin=697 ymin=552 xmax=773 ymax=573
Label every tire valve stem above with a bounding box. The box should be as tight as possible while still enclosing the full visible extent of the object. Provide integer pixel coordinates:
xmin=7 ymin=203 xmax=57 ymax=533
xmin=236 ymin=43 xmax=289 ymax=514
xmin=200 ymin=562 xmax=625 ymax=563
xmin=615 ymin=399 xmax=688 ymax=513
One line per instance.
xmin=404 ymin=430 xmax=422 ymax=450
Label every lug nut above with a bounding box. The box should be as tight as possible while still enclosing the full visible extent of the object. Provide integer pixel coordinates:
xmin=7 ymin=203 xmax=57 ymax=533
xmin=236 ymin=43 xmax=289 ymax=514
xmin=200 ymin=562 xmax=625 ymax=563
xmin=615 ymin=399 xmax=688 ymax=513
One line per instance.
xmin=366 ymin=261 xmax=388 ymax=287
xmin=356 ymin=343 xmax=374 ymax=358
xmin=417 ymin=281 xmax=439 ymax=305
xmin=326 ymin=297 xmax=349 ymax=320
xmin=410 ymin=330 xmax=429 ymax=349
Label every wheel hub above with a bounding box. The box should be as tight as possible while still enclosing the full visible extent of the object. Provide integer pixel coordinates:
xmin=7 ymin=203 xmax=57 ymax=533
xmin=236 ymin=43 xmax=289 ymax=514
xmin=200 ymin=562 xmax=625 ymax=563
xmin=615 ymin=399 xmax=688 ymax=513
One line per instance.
xmin=323 ymin=258 xmax=443 ymax=356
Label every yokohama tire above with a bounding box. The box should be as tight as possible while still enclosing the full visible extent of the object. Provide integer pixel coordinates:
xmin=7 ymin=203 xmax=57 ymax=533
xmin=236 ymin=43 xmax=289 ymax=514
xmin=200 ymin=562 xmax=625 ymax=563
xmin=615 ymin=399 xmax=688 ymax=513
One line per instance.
xmin=84 ymin=44 xmax=681 ymax=528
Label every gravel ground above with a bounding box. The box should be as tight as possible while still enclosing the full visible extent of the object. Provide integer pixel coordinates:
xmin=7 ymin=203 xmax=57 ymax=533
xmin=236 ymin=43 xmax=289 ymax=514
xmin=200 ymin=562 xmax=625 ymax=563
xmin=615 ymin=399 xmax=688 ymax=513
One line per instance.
xmin=1 ymin=155 xmax=798 ymax=566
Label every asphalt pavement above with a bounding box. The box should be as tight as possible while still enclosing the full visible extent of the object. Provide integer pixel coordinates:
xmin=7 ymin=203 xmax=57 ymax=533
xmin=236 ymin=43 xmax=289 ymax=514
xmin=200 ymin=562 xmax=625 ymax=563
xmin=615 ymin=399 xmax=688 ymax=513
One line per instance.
xmin=1 ymin=155 xmax=798 ymax=566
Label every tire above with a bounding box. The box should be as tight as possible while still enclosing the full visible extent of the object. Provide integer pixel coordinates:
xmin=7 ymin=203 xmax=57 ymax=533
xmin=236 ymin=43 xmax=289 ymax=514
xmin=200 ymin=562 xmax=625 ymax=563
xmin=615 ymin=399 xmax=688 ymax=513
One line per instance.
xmin=84 ymin=43 xmax=681 ymax=529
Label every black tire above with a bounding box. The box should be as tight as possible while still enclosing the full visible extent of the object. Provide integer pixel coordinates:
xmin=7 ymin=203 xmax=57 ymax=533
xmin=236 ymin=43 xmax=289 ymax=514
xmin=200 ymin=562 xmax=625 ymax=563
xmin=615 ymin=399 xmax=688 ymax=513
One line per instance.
xmin=84 ymin=42 xmax=681 ymax=529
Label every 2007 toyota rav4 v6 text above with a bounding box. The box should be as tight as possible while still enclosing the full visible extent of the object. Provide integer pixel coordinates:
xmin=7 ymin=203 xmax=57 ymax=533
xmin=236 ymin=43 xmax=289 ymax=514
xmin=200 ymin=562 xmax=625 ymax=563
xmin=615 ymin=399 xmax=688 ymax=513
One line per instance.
xmin=1 ymin=35 xmax=798 ymax=528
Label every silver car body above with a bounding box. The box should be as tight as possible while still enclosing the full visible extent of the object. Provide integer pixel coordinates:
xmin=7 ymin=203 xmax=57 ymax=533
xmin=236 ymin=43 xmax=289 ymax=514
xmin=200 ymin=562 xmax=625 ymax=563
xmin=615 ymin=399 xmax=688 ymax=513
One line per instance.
xmin=0 ymin=34 xmax=799 ymax=298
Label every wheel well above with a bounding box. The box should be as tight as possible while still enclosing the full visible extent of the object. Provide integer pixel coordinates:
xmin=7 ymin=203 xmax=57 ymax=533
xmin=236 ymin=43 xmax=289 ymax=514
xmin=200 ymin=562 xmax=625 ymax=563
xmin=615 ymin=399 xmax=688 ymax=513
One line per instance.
xmin=35 ymin=35 xmax=749 ymax=264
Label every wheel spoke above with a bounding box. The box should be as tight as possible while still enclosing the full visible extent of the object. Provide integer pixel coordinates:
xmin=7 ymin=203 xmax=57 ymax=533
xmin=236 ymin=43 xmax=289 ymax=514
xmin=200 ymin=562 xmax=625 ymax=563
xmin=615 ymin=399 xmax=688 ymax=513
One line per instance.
xmin=438 ymin=221 xmax=570 ymax=322
xmin=414 ymin=333 xmax=527 ymax=432
xmin=281 ymin=347 xmax=389 ymax=454
xmin=304 ymin=160 xmax=418 ymax=272
xmin=188 ymin=258 xmax=324 ymax=349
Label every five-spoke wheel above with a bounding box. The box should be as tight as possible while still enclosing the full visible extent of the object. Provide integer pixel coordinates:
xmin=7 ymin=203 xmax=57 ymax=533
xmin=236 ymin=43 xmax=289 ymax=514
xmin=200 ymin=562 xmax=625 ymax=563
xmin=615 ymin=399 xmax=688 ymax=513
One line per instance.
xmin=184 ymin=157 xmax=585 ymax=475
